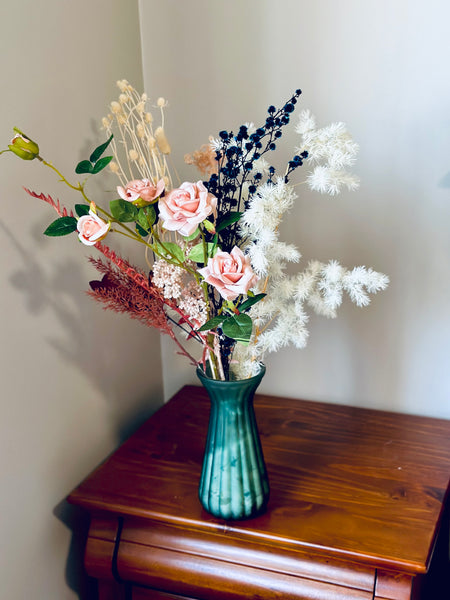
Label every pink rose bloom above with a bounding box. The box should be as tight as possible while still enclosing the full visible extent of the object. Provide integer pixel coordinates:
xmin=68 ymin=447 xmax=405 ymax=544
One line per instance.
xmin=158 ymin=181 xmax=217 ymax=237
xmin=198 ymin=246 xmax=258 ymax=301
xmin=77 ymin=211 xmax=110 ymax=246
xmin=117 ymin=178 xmax=165 ymax=207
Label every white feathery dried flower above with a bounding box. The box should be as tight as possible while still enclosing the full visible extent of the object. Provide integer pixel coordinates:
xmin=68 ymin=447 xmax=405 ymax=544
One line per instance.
xmin=295 ymin=109 xmax=316 ymax=135
xmin=209 ymin=137 xmax=224 ymax=151
xmin=296 ymin=111 xmax=360 ymax=196
xmin=306 ymin=166 xmax=360 ymax=195
xmin=246 ymin=243 xmax=269 ymax=276
xmin=241 ymin=179 xmax=297 ymax=238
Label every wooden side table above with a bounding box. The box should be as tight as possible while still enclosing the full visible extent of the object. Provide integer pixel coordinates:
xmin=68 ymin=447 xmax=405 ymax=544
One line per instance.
xmin=68 ymin=386 xmax=450 ymax=599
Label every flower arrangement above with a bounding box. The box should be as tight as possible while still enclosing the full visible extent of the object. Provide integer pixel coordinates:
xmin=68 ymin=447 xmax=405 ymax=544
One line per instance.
xmin=2 ymin=80 xmax=388 ymax=380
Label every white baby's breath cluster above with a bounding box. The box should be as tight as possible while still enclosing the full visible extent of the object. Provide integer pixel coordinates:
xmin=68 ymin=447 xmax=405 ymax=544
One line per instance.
xmin=152 ymin=259 xmax=207 ymax=328
xmin=232 ymin=123 xmax=388 ymax=379
xmin=178 ymin=281 xmax=208 ymax=328
xmin=296 ymin=110 xmax=360 ymax=195
xmin=101 ymin=79 xmax=172 ymax=188
xmin=152 ymin=259 xmax=184 ymax=299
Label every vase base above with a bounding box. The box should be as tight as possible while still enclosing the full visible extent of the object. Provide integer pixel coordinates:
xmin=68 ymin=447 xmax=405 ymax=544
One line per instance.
xmin=199 ymin=496 xmax=269 ymax=521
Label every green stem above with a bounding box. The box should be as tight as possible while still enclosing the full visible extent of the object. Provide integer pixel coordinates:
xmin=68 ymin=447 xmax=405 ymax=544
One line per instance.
xmin=150 ymin=227 xmax=198 ymax=276
xmin=38 ymin=156 xmax=169 ymax=256
xmin=39 ymin=157 xmax=91 ymax=203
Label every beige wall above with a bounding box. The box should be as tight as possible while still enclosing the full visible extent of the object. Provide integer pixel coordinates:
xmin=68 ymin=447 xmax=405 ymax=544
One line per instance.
xmin=2 ymin=1 xmax=450 ymax=598
xmin=0 ymin=1 xmax=162 ymax=598
xmin=140 ymin=0 xmax=450 ymax=419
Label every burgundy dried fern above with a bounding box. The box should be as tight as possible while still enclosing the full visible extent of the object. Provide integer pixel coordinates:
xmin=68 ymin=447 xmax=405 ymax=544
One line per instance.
xmin=24 ymin=188 xmax=75 ymax=217
xmin=88 ymin=250 xmax=200 ymax=365
xmin=87 ymin=257 xmax=170 ymax=333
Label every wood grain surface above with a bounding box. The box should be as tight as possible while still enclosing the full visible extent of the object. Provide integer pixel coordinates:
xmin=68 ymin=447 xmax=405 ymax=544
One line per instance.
xmin=68 ymin=386 xmax=450 ymax=599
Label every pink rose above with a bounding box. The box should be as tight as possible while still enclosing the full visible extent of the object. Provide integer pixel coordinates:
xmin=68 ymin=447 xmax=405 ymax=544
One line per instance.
xmin=77 ymin=211 xmax=110 ymax=246
xmin=198 ymin=246 xmax=258 ymax=301
xmin=117 ymin=178 xmax=165 ymax=207
xmin=158 ymin=181 xmax=217 ymax=237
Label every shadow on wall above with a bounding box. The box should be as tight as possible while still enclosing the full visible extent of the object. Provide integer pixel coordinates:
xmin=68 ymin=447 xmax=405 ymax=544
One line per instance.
xmin=439 ymin=171 xmax=450 ymax=188
xmin=2 ymin=218 xmax=164 ymax=598
xmin=54 ymin=501 xmax=97 ymax=600
xmin=1 ymin=218 xmax=163 ymax=441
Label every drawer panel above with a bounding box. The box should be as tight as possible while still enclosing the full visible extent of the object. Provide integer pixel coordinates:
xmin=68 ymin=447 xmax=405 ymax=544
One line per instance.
xmin=119 ymin=540 xmax=374 ymax=600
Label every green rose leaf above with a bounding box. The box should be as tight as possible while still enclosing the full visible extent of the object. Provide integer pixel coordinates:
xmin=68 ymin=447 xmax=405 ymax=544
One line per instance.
xmin=155 ymin=240 xmax=185 ymax=263
xmin=89 ymin=134 xmax=114 ymax=164
xmin=216 ymin=211 xmax=242 ymax=233
xmin=197 ymin=316 xmax=224 ymax=332
xmin=75 ymin=160 xmax=93 ymax=174
xmin=110 ymin=199 xmax=138 ymax=222
xmin=238 ymin=293 xmax=266 ymax=312
xmin=43 ymin=216 xmax=78 ymax=237
xmin=92 ymin=155 xmax=113 ymax=174
xmin=137 ymin=205 xmax=156 ymax=231
xmin=182 ymin=227 xmax=200 ymax=242
xmin=75 ymin=204 xmax=90 ymax=217
xmin=136 ymin=223 xmax=149 ymax=237
xmin=221 ymin=313 xmax=253 ymax=344
xmin=188 ymin=242 xmax=217 ymax=263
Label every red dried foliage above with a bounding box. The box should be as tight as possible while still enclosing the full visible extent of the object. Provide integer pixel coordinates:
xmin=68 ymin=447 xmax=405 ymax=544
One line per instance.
xmin=87 ymin=257 xmax=171 ymax=334
xmin=24 ymin=188 xmax=74 ymax=217
xmin=95 ymin=242 xmax=153 ymax=291
xmin=89 ymin=245 xmax=202 ymax=365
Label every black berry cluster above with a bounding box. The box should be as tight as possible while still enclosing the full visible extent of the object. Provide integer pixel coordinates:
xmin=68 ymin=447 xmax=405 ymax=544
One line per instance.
xmin=205 ymin=89 xmax=308 ymax=251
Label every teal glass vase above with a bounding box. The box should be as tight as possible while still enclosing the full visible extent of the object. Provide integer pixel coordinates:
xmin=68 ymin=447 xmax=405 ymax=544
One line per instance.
xmin=197 ymin=365 xmax=269 ymax=520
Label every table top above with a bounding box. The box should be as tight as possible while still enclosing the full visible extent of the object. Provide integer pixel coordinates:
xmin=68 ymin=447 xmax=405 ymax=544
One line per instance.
xmin=68 ymin=385 xmax=450 ymax=576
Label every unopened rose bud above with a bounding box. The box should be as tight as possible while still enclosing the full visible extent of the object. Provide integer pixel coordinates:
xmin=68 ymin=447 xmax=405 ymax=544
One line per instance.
xmin=203 ymin=219 xmax=216 ymax=234
xmin=8 ymin=128 xmax=40 ymax=160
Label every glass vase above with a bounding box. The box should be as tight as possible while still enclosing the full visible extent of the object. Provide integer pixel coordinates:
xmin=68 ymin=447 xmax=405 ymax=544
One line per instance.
xmin=196 ymin=365 xmax=269 ymax=520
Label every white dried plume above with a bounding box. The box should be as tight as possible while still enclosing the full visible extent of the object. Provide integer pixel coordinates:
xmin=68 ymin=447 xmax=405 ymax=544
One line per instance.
xmin=307 ymin=166 xmax=360 ymax=195
xmin=295 ymin=110 xmax=360 ymax=196
xmin=240 ymin=178 xmax=297 ymax=237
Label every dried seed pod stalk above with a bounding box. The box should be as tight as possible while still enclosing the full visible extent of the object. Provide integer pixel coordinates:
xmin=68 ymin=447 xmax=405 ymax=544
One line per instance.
xmin=101 ymin=80 xmax=173 ymax=189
